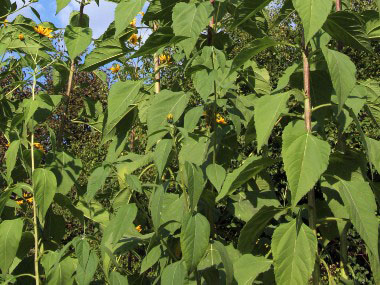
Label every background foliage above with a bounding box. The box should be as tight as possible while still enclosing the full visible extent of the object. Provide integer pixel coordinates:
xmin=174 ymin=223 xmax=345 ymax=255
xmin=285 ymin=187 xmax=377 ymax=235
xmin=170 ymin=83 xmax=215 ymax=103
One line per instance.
xmin=0 ymin=0 xmax=380 ymax=284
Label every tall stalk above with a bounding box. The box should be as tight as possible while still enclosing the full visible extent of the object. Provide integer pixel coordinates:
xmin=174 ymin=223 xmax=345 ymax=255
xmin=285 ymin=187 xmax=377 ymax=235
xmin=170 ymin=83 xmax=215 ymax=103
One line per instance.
xmin=57 ymin=0 xmax=85 ymax=148
xmin=31 ymin=69 xmax=40 ymax=285
xmin=302 ymin=38 xmax=319 ymax=284
xmin=336 ymin=0 xmax=342 ymax=11
xmin=153 ymin=22 xmax=161 ymax=94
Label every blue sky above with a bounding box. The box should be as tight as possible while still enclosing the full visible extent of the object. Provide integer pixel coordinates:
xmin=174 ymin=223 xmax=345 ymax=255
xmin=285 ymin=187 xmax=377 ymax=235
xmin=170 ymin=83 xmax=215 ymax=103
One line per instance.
xmin=9 ymin=0 xmax=118 ymax=38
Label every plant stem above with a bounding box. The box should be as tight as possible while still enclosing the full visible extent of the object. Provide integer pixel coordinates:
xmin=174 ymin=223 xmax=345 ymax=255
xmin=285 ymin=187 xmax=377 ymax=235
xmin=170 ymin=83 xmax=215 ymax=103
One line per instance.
xmin=302 ymin=38 xmax=320 ymax=284
xmin=153 ymin=22 xmax=161 ymax=94
xmin=31 ymin=69 xmax=40 ymax=285
xmin=340 ymin=222 xmax=350 ymax=278
xmin=336 ymin=0 xmax=342 ymax=11
xmin=311 ymin=103 xmax=334 ymax=112
xmin=336 ymin=0 xmax=343 ymax=51
xmin=57 ymin=0 xmax=85 ymax=148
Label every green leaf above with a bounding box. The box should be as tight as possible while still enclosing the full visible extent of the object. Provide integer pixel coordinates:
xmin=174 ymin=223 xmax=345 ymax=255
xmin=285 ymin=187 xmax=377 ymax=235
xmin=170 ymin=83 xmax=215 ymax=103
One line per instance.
xmin=115 ymin=0 xmax=145 ymax=36
xmin=140 ymin=245 xmax=161 ymax=274
xmin=104 ymin=80 xmax=142 ymax=141
xmin=48 ymin=151 xmax=82 ymax=195
xmin=75 ymin=240 xmax=99 ymax=285
xmin=56 ymin=0 xmax=71 ymax=15
xmin=179 ymin=135 xmax=210 ymax=166
xmin=109 ymin=271 xmax=129 ymax=285
xmin=0 ymin=188 xmax=13 ymax=217
xmin=5 ymin=140 xmax=20 ymax=181
xmin=212 ymin=241 xmax=234 ymax=285
xmin=254 ymin=92 xmax=291 ymax=150
xmin=172 ymin=2 xmax=213 ymax=57
xmin=161 ymin=261 xmax=187 ymax=284
xmin=282 ymin=121 xmax=331 ymax=206
xmin=273 ymin=63 xmax=300 ymax=93
xmin=130 ymin=28 xmax=187 ymax=59
xmin=323 ymin=11 xmax=373 ymax=53
xmin=334 ymin=180 xmax=379 ymax=260
xmin=125 ymin=175 xmax=142 ymax=193
xmin=216 ymin=156 xmax=275 ymax=202
xmin=238 ymin=206 xmax=285 ymax=253
xmin=180 ymin=213 xmax=210 ymax=272
xmin=230 ymin=37 xmax=279 ymax=75
xmin=104 ymin=203 xmax=138 ymax=245
xmin=192 ymin=69 xmax=215 ymax=101
xmin=272 ymin=219 xmax=317 ymax=285
xmin=184 ymin=106 xmax=203 ymax=132
xmin=154 ymin=139 xmax=172 ymax=178
xmin=233 ymin=254 xmax=272 ymax=284
xmin=64 ymin=25 xmax=93 ymax=60
xmin=147 ymin=90 xmax=190 ymax=148
xmin=44 ymin=254 xmax=77 ymax=285
xmin=365 ymin=11 xmax=380 ymax=40
xmin=33 ymin=168 xmax=57 ymax=220
xmin=206 ymin=163 xmax=226 ymax=192
xmin=69 ymin=11 xmax=90 ymax=28
xmin=232 ymin=0 xmax=273 ymax=28
xmin=198 ymin=240 xmax=234 ymax=285
xmin=292 ymin=0 xmax=332 ymax=44
xmin=0 ymin=218 xmax=23 ymax=273
xmin=81 ymin=39 xmax=129 ymax=72
xmin=150 ymin=185 xmax=165 ymax=231
xmin=85 ymin=165 xmax=111 ymax=203
xmin=184 ymin=162 xmax=206 ymax=211
xmin=322 ymin=48 xmax=356 ymax=113
xmin=365 ymin=137 xmax=380 ymax=174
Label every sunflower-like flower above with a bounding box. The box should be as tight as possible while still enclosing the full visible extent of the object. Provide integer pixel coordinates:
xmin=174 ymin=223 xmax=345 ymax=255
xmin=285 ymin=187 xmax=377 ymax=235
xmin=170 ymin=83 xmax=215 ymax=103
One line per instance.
xmin=129 ymin=33 xmax=140 ymax=45
xmin=33 ymin=142 xmax=44 ymax=152
xmin=159 ymin=54 xmax=171 ymax=64
xmin=3 ymin=19 xmax=9 ymax=27
xmin=166 ymin=113 xmax=174 ymax=123
xmin=16 ymin=200 xmax=24 ymax=205
xmin=130 ymin=18 xmax=136 ymax=28
xmin=136 ymin=225 xmax=142 ymax=232
xmin=18 ymin=33 xmax=25 ymax=41
xmin=34 ymin=25 xmax=53 ymax=38
xmin=128 ymin=34 xmax=139 ymax=45
xmin=216 ymin=113 xmax=227 ymax=125
xmin=110 ymin=64 xmax=121 ymax=73
xmin=22 ymin=192 xmax=33 ymax=203
xmin=139 ymin=11 xmax=145 ymax=16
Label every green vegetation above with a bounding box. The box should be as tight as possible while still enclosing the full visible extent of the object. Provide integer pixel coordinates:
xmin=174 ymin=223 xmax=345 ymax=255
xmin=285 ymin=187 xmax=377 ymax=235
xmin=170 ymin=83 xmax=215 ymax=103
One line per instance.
xmin=0 ymin=0 xmax=379 ymax=284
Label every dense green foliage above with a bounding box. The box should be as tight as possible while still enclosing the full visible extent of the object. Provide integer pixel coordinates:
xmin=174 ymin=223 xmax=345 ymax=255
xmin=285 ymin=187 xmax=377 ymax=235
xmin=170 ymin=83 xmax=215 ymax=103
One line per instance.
xmin=0 ymin=0 xmax=380 ymax=284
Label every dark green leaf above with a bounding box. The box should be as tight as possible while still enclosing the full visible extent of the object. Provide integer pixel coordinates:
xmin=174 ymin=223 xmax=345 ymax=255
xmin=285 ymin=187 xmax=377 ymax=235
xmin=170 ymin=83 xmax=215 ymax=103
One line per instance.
xmin=238 ymin=206 xmax=285 ymax=253
xmin=33 ymin=168 xmax=57 ymax=220
xmin=0 ymin=218 xmax=23 ymax=273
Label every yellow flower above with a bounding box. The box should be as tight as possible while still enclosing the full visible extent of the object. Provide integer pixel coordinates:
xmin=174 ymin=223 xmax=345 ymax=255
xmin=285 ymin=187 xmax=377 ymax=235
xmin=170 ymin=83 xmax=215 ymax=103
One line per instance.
xmin=138 ymin=12 xmax=145 ymax=16
xmin=136 ymin=225 xmax=142 ymax=232
xmin=18 ymin=33 xmax=25 ymax=41
xmin=27 ymin=197 xmax=33 ymax=203
xmin=33 ymin=142 xmax=44 ymax=152
xmin=34 ymin=25 xmax=53 ymax=38
xmin=130 ymin=18 xmax=136 ymax=28
xmin=216 ymin=113 xmax=227 ymax=125
xmin=109 ymin=64 xmax=121 ymax=73
xmin=16 ymin=199 xmax=24 ymax=205
xmin=159 ymin=54 xmax=171 ymax=64
xmin=3 ymin=19 xmax=9 ymax=27
xmin=166 ymin=113 xmax=174 ymax=123
xmin=128 ymin=33 xmax=139 ymax=45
